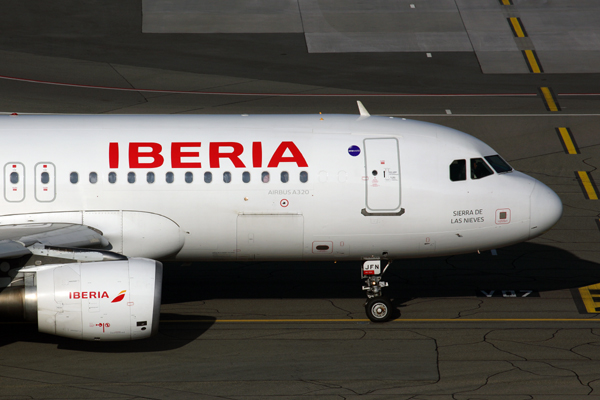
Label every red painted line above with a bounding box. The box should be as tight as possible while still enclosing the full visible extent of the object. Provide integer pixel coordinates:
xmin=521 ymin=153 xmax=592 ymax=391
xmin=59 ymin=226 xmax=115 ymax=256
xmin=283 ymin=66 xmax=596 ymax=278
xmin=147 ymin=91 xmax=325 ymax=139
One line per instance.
xmin=560 ymin=93 xmax=600 ymax=96
xmin=0 ymin=74 xmax=539 ymax=97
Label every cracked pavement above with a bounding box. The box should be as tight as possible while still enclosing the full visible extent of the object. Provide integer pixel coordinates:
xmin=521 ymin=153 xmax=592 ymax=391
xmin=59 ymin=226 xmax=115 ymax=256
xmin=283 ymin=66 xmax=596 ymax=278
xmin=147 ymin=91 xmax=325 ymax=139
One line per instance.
xmin=6 ymin=320 xmax=600 ymax=398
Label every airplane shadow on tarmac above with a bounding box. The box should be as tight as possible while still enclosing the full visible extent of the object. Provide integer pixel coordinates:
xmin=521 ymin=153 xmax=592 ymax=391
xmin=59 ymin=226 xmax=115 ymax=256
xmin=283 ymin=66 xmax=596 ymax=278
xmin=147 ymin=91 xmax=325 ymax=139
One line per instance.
xmin=161 ymin=242 xmax=600 ymax=304
xmin=1 ymin=242 xmax=598 ymax=350
xmin=0 ymin=315 xmax=216 ymax=352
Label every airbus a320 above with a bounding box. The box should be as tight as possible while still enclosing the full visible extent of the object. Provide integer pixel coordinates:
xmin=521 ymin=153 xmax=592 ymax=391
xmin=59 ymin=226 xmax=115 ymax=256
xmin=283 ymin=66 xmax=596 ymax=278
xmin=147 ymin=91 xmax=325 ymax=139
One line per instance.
xmin=0 ymin=104 xmax=562 ymax=340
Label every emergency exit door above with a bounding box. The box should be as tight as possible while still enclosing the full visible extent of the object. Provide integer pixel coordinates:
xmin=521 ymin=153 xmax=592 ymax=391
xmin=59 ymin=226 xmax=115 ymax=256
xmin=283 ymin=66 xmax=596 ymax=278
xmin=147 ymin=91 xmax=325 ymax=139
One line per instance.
xmin=4 ymin=163 xmax=25 ymax=202
xmin=364 ymin=138 xmax=401 ymax=212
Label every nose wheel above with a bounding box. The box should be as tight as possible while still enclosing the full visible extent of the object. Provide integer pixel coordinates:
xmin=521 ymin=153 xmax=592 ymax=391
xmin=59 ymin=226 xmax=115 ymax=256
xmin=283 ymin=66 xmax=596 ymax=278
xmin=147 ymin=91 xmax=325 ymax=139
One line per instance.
xmin=361 ymin=260 xmax=394 ymax=322
xmin=365 ymin=297 xmax=393 ymax=322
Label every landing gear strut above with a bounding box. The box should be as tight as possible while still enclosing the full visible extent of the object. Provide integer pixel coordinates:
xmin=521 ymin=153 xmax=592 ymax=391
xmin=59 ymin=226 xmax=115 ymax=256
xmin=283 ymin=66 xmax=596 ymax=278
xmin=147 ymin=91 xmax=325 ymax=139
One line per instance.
xmin=362 ymin=260 xmax=393 ymax=322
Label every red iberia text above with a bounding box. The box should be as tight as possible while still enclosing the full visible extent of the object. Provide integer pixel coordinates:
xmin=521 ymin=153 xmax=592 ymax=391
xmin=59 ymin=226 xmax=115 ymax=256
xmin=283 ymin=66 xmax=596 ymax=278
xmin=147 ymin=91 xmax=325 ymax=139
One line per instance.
xmin=109 ymin=141 xmax=308 ymax=169
xmin=69 ymin=291 xmax=110 ymax=299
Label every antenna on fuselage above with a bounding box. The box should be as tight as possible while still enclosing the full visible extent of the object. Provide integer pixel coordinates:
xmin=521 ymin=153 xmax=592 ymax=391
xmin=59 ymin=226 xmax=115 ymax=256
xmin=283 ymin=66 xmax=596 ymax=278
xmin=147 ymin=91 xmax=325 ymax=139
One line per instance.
xmin=357 ymin=101 xmax=370 ymax=117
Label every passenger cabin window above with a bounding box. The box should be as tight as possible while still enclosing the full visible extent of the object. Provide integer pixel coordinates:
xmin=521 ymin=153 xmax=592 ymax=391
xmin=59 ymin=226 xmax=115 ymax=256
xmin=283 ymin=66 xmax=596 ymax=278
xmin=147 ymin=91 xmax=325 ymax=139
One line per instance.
xmin=242 ymin=171 xmax=250 ymax=183
xmin=166 ymin=172 xmax=174 ymax=183
xmin=89 ymin=172 xmax=98 ymax=184
xmin=10 ymin=172 xmax=18 ymax=184
xmin=185 ymin=172 xmax=193 ymax=183
xmin=70 ymin=172 xmax=78 ymax=184
xmin=261 ymin=171 xmax=270 ymax=183
xmin=41 ymin=172 xmax=50 ymax=184
xmin=449 ymin=160 xmax=466 ymax=181
xmin=223 ymin=172 xmax=232 ymax=183
xmin=281 ymin=171 xmax=289 ymax=183
xmin=128 ymin=172 xmax=136 ymax=184
xmin=471 ymin=158 xmax=494 ymax=179
xmin=300 ymin=171 xmax=308 ymax=183
xmin=485 ymin=155 xmax=513 ymax=173
xmin=108 ymin=172 xmax=117 ymax=184
xmin=204 ymin=171 xmax=212 ymax=183
xmin=147 ymin=172 xmax=155 ymax=183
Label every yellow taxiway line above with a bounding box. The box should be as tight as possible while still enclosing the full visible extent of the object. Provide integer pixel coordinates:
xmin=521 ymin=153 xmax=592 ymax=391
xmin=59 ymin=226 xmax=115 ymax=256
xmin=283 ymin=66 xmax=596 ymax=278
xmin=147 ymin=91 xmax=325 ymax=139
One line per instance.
xmin=509 ymin=17 xmax=526 ymax=37
xmin=4 ymin=318 xmax=600 ymax=325
xmin=540 ymin=86 xmax=559 ymax=110
xmin=159 ymin=318 xmax=600 ymax=323
xmin=577 ymin=171 xmax=599 ymax=200
xmin=579 ymin=283 xmax=600 ymax=313
xmin=525 ymin=50 xmax=543 ymax=73
xmin=557 ymin=127 xmax=578 ymax=154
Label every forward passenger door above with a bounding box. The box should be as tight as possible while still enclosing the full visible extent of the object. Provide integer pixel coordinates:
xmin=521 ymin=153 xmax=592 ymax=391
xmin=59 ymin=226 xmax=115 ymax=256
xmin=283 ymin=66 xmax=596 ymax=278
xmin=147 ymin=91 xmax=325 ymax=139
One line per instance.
xmin=363 ymin=138 xmax=401 ymax=212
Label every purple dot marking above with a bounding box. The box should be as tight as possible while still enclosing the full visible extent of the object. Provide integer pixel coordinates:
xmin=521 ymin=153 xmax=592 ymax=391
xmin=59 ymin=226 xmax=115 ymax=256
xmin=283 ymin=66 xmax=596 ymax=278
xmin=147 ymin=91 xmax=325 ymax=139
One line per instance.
xmin=348 ymin=145 xmax=361 ymax=157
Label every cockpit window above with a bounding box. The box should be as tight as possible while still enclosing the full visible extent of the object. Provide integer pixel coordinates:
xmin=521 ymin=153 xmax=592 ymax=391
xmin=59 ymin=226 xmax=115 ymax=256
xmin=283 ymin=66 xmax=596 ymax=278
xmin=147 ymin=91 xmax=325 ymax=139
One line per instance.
xmin=450 ymin=160 xmax=466 ymax=181
xmin=485 ymin=155 xmax=513 ymax=173
xmin=471 ymin=158 xmax=494 ymax=179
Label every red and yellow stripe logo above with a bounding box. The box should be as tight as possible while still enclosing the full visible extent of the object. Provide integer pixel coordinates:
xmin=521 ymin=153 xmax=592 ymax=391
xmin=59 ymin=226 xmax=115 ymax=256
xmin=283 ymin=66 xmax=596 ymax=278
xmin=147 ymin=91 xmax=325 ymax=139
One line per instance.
xmin=111 ymin=290 xmax=127 ymax=303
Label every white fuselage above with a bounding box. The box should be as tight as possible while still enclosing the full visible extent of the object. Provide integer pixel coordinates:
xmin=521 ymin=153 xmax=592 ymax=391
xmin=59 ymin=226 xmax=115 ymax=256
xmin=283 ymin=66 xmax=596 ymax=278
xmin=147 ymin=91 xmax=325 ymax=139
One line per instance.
xmin=0 ymin=114 xmax=562 ymax=262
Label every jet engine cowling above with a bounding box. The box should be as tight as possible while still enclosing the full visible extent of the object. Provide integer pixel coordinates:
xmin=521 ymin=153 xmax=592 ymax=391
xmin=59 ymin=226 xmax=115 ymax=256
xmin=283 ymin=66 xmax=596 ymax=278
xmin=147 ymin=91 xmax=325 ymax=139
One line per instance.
xmin=1 ymin=258 xmax=162 ymax=341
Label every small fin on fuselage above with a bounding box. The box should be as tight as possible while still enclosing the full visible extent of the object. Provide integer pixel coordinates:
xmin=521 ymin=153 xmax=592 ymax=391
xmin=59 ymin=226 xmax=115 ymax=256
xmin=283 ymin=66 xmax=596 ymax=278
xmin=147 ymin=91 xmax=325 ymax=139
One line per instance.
xmin=357 ymin=101 xmax=370 ymax=117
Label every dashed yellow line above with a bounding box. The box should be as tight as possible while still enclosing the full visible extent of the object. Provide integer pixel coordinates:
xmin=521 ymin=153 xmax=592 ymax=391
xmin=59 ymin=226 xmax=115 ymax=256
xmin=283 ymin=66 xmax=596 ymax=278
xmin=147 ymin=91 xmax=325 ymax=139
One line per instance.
xmin=577 ymin=171 xmax=599 ymax=200
xmin=524 ymin=50 xmax=543 ymax=73
xmin=578 ymin=284 xmax=600 ymax=313
xmin=500 ymin=0 xmax=513 ymax=5
xmin=557 ymin=127 xmax=579 ymax=154
xmin=540 ymin=86 xmax=559 ymax=111
xmin=509 ymin=17 xmax=527 ymax=37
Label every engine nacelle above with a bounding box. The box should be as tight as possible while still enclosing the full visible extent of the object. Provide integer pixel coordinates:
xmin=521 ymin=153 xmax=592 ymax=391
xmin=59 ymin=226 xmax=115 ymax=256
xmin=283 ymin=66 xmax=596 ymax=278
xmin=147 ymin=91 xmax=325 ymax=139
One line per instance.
xmin=1 ymin=258 xmax=162 ymax=341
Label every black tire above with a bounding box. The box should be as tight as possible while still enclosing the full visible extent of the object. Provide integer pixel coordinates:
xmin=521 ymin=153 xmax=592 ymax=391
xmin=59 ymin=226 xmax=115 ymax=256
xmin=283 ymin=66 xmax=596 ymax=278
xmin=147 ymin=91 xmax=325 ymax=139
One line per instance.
xmin=365 ymin=297 xmax=393 ymax=322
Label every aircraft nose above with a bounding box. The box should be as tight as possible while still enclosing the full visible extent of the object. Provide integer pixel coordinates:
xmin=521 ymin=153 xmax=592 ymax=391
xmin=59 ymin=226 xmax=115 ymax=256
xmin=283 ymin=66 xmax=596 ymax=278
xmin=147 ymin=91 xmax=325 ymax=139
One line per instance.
xmin=529 ymin=180 xmax=562 ymax=239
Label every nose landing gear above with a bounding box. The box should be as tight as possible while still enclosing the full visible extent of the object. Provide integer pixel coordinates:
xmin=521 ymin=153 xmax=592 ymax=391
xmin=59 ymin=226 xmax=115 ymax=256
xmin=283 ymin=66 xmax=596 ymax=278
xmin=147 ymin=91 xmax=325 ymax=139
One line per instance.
xmin=365 ymin=297 xmax=393 ymax=322
xmin=362 ymin=260 xmax=394 ymax=322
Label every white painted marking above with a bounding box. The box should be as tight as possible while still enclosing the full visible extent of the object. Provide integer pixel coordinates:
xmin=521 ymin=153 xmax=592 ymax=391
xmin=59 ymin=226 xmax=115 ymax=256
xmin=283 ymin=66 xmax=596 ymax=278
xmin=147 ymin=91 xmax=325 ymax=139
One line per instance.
xmin=426 ymin=53 xmax=432 ymax=58
xmin=445 ymin=109 xmax=452 ymax=114
xmin=410 ymin=4 xmax=415 ymax=8
xmin=384 ymin=113 xmax=600 ymax=117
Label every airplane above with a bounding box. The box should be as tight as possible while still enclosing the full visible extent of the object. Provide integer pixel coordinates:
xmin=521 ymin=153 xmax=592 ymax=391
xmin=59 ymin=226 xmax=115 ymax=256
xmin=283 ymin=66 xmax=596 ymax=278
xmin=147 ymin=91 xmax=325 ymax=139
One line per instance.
xmin=0 ymin=103 xmax=562 ymax=341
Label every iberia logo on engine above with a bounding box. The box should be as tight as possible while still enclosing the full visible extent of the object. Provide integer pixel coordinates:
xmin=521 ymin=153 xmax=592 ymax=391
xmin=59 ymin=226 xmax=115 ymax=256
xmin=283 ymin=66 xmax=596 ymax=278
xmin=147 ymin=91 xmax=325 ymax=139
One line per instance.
xmin=68 ymin=290 xmax=126 ymax=302
xmin=111 ymin=290 xmax=127 ymax=303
